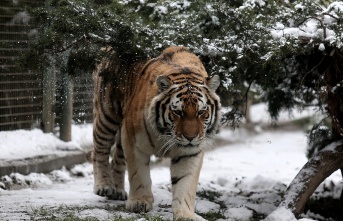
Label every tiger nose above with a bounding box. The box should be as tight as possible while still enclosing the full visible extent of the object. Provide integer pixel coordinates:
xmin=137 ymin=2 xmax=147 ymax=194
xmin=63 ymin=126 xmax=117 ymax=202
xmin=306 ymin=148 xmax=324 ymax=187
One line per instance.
xmin=184 ymin=135 xmax=196 ymax=142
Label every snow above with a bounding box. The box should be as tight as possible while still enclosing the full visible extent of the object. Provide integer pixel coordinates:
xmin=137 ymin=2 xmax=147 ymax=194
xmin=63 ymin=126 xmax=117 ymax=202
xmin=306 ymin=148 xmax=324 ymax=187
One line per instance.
xmin=265 ymin=207 xmax=313 ymax=221
xmin=271 ymin=2 xmax=343 ymax=48
xmin=0 ymin=104 xmax=341 ymax=220
xmin=249 ymin=103 xmax=319 ymax=125
xmin=0 ymin=124 xmax=92 ymax=160
xmin=227 ymin=207 xmax=252 ymax=221
xmin=326 ymin=2 xmax=343 ymax=14
xmin=294 ymin=4 xmax=305 ymax=11
xmin=318 ymin=43 xmax=325 ymax=51
xmin=323 ymin=140 xmax=343 ymax=152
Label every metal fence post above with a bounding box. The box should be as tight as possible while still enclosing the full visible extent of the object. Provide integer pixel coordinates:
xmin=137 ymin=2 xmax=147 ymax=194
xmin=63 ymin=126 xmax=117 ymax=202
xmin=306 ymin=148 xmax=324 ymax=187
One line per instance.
xmin=59 ymin=72 xmax=73 ymax=141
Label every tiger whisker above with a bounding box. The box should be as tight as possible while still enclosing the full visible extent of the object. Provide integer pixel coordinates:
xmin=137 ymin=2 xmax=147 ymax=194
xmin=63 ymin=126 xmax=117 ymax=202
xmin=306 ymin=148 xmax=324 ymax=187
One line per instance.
xmin=161 ymin=140 xmax=177 ymax=157
xmin=156 ymin=137 xmax=175 ymax=157
xmin=204 ymin=135 xmax=216 ymax=150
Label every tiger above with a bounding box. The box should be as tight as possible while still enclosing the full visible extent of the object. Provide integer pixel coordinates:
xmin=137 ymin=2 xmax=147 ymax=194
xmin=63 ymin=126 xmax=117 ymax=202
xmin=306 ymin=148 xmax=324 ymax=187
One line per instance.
xmin=92 ymin=46 xmax=221 ymax=220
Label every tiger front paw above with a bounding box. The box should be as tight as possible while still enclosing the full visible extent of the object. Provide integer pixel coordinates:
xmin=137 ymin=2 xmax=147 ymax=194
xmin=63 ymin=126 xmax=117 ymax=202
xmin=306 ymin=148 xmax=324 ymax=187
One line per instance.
xmin=94 ymin=185 xmax=127 ymax=200
xmin=126 ymin=197 xmax=153 ymax=213
xmin=174 ymin=211 xmax=206 ymax=221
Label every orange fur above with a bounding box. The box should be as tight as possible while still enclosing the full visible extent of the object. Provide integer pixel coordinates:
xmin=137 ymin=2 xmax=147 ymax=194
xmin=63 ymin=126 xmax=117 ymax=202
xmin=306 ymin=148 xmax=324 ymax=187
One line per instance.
xmin=92 ymin=46 xmax=221 ymax=220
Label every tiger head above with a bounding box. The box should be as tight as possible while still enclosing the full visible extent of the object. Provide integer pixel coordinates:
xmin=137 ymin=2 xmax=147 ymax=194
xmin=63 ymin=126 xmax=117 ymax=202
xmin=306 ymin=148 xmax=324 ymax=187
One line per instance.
xmin=150 ymin=72 xmax=221 ymax=154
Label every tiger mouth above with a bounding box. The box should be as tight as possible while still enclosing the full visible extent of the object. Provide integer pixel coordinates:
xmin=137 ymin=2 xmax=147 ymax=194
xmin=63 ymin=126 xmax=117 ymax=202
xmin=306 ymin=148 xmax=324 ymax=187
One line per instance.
xmin=179 ymin=143 xmax=199 ymax=148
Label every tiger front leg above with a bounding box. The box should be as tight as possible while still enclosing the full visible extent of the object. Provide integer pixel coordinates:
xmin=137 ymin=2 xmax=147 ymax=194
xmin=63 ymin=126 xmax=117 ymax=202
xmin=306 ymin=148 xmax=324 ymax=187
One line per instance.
xmin=125 ymin=149 xmax=154 ymax=212
xmin=170 ymin=150 xmax=205 ymax=221
xmin=122 ymin=129 xmax=154 ymax=213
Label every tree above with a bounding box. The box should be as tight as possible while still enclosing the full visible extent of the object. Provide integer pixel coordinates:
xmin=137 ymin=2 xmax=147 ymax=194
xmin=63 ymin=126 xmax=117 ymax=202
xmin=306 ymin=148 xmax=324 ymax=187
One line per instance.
xmin=22 ymin=0 xmax=343 ymax=218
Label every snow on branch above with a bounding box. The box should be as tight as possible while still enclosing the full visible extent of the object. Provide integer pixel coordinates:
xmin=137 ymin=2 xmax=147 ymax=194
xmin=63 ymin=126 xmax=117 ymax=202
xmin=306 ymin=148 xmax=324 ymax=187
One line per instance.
xmin=271 ymin=1 xmax=343 ymax=48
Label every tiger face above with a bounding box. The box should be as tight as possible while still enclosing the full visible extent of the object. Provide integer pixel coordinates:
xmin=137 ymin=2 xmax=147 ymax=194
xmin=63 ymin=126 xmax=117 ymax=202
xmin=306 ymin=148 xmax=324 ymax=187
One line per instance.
xmin=170 ymin=94 xmax=209 ymax=147
xmin=150 ymin=73 xmax=221 ymax=154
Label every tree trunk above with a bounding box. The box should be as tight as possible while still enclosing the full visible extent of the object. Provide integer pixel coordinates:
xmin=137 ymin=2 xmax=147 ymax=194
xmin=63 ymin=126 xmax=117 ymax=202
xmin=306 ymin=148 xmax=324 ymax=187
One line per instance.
xmin=42 ymin=68 xmax=56 ymax=133
xmin=279 ymin=141 xmax=343 ymax=217
xmin=59 ymin=72 xmax=73 ymax=142
xmin=324 ymin=48 xmax=343 ymax=138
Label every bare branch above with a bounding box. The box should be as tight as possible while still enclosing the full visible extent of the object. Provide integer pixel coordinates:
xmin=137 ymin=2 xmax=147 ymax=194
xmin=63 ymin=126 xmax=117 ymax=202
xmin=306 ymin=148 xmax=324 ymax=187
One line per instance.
xmin=279 ymin=141 xmax=343 ymax=217
xmin=322 ymin=12 xmax=339 ymax=21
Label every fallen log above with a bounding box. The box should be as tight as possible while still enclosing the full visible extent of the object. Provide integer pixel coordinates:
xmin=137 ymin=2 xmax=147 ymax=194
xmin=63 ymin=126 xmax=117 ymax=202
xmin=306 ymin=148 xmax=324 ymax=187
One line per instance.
xmin=279 ymin=140 xmax=343 ymax=217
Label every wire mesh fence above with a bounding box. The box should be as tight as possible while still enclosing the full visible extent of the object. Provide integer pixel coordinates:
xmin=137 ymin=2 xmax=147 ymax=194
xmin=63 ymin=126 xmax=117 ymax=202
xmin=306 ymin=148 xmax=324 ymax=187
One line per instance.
xmin=0 ymin=0 xmax=93 ymax=132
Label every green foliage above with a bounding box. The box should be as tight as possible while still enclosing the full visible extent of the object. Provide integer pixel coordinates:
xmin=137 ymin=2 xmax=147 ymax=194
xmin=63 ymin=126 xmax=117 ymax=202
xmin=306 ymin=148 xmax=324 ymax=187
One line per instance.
xmin=305 ymin=196 xmax=343 ymax=220
xmin=196 ymin=210 xmax=226 ymax=221
xmin=196 ymin=189 xmax=227 ymax=220
xmin=29 ymin=204 xmax=170 ymax=221
xmin=307 ymin=119 xmax=333 ymax=158
xmin=21 ymin=0 xmax=343 ymax=142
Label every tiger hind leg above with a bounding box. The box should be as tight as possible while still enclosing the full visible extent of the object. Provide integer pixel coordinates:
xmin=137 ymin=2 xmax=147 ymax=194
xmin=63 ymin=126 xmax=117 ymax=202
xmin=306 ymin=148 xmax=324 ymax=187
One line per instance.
xmin=92 ymin=117 xmax=126 ymax=200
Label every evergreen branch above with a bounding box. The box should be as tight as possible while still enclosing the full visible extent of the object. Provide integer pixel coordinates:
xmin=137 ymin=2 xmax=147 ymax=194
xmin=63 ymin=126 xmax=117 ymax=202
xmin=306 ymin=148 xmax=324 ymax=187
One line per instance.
xmin=45 ymin=35 xmax=89 ymax=54
xmin=322 ymin=12 xmax=339 ymax=21
xmin=300 ymin=55 xmax=326 ymax=87
xmin=44 ymin=33 xmax=112 ymax=55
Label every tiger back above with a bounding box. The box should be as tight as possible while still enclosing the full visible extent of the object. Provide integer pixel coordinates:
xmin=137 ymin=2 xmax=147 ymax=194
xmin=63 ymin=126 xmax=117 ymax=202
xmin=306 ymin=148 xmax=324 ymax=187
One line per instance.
xmin=92 ymin=46 xmax=221 ymax=220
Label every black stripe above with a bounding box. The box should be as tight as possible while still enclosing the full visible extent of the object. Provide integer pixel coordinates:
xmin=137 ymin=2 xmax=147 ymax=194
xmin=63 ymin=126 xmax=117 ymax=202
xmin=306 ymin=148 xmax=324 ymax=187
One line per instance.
xmin=95 ymin=123 xmax=111 ymax=138
xmin=172 ymin=80 xmax=203 ymax=86
xmin=191 ymin=91 xmax=203 ymax=97
xmin=144 ymin=117 xmax=155 ymax=149
xmin=160 ymin=97 xmax=171 ymax=128
xmin=171 ymin=151 xmax=201 ymax=165
xmin=99 ymin=81 xmax=121 ymax=126
xmin=185 ymin=199 xmax=191 ymax=211
xmin=155 ymin=99 xmax=163 ymax=133
xmin=206 ymin=99 xmax=219 ymax=134
xmin=168 ymin=72 xmax=203 ymax=78
xmin=94 ymin=151 xmax=109 ymax=156
xmin=180 ymin=67 xmax=192 ymax=74
xmin=93 ymin=138 xmax=105 ymax=147
xmin=99 ymin=116 xmax=116 ymax=135
xmin=206 ymin=97 xmax=214 ymax=130
xmin=101 ymin=107 xmax=120 ymax=126
xmin=135 ymin=184 xmax=143 ymax=191
xmin=161 ymin=52 xmax=174 ymax=62
xmin=189 ymin=84 xmax=202 ymax=91
xmin=117 ymin=101 xmax=123 ymax=119
xmin=114 ymin=157 xmax=126 ymax=166
xmin=95 ymin=131 xmax=114 ymax=143
xmin=116 ymin=146 xmax=125 ymax=159
xmin=113 ymin=168 xmax=123 ymax=174
xmin=190 ymin=80 xmax=204 ymax=85
xmin=172 ymin=80 xmax=188 ymax=84
xmin=166 ymin=87 xmax=177 ymax=96
xmin=93 ymin=132 xmax=114 ymax=146
xmin=176 ymin=91 xmax=188 ymax=98
xmin=171 ymin=174 xmax=187 ymax=185
xmin=141 ymin=58 xmax=158 ymax=75
xmin=190 ymin=72 xmax=203 ymax=78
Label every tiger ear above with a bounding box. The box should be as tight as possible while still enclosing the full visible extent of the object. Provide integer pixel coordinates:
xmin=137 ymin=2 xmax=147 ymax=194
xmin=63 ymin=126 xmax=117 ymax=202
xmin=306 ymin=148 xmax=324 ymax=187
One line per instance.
xmin=207 ymin=75 xmax=220 ymax=91
xmin=156 ymin=76 xmax=172 ymax=92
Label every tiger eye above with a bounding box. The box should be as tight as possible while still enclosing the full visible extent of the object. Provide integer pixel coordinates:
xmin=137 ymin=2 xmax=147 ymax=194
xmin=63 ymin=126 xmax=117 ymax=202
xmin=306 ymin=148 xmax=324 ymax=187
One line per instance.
xmin=173 ymin=110 xmax=182 ymax=116
xmin=198 ymin=110 xmax=205 ymax=116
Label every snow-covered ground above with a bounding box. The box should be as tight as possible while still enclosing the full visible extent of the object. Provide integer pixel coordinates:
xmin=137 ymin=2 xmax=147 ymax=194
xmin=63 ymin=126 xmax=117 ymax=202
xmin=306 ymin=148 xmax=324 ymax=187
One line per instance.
xmin=0 ymin=124 xmax=93 ymax=160
xmin=0 ymin=104 xmax=341 ymax=221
